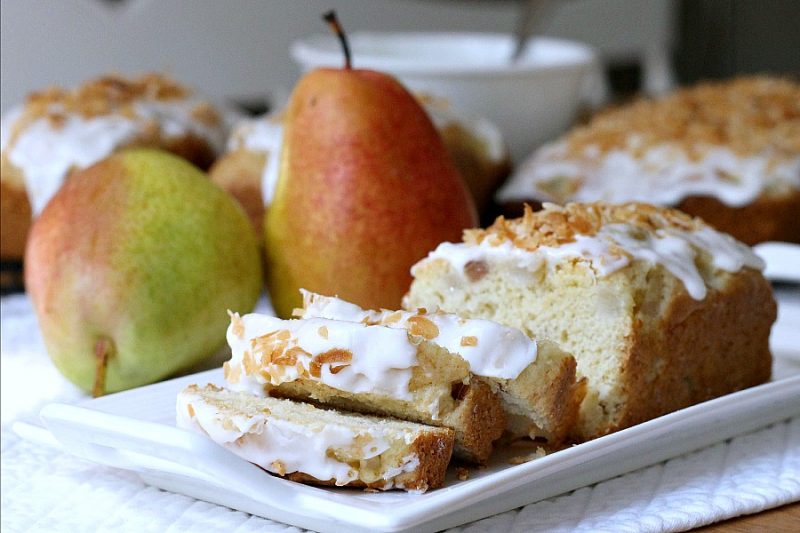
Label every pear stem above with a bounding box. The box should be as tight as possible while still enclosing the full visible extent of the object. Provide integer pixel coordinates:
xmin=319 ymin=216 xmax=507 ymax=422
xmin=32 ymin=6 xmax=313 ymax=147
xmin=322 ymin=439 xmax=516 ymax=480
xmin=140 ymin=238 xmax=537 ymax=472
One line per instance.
xmin=93 ymin=337 xmax=113 ymax=398
xmin=323 ymin=10 xmax=352 ymax=70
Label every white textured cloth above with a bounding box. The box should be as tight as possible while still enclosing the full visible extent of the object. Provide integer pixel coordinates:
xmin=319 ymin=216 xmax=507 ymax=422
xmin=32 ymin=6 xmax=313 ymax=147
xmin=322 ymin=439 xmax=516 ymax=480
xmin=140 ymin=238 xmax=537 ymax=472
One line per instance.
xmin=2 ymin=293 xmax=799 ymax=532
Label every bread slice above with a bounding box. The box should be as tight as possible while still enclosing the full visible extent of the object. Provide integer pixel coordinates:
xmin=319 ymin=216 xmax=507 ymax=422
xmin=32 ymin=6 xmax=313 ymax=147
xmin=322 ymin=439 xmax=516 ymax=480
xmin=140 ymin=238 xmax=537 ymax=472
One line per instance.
xmin=404 ymin=202 xmax=776 ymax=441
xmin=177 ymin=384 xmax=454 ymax=492
xmin=297 ymin=291 xmax=585 ymax=445
xmin=223 ymin=314 xmax=505 ymax=463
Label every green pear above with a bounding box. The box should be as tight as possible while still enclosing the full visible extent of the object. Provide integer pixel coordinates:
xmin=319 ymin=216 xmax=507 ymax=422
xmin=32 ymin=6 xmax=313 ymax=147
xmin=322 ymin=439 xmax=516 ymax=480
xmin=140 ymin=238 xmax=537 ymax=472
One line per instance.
xmin=265 ymin=15 xmax=478 ymax=317
xmin=24 ymin=149 xmax=263 ymax=395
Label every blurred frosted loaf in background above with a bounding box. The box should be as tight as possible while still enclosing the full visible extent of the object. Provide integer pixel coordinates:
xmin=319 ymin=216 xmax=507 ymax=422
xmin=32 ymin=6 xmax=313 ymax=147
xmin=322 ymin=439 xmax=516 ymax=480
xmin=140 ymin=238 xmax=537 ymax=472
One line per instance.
xmin=0 ymin=73 xmax=233 ymax=261
xmin=497 ymin=77 xmax=800 ymax=244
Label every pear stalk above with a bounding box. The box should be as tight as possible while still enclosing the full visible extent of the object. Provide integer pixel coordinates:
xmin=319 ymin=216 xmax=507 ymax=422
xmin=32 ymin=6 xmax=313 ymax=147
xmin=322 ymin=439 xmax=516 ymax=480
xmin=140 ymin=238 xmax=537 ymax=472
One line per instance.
xmin=92 ymin=337 xmax=113 ymax=397
xmin=323 ymin=10 xmax=352 ymax=70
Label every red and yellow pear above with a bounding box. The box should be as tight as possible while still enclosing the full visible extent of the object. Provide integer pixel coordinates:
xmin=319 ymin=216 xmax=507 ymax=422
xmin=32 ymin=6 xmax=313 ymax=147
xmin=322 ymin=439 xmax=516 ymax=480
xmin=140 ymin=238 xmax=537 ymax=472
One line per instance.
xmin=25 ymin=149 xmax=263 ymax=396
xmin=265 ymin=12 xmax=478 ymax=317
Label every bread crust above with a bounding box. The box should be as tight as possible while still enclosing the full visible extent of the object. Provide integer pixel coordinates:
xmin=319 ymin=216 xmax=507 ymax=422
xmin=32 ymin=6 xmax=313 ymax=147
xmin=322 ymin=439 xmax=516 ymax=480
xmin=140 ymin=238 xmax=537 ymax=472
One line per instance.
xmin=0 ymin=156 xmax=31 ymax=260
xmin=677 ymin=191 xmax=800 ymax=245
xmin=605 ymin=267 xmax=775 ymax=438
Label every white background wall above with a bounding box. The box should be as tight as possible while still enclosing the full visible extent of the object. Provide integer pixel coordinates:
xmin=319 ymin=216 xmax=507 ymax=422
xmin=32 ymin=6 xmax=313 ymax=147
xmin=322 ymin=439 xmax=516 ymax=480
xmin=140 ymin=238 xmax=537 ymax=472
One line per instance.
xmin=1 ymin=0 xmax=675 ymax=112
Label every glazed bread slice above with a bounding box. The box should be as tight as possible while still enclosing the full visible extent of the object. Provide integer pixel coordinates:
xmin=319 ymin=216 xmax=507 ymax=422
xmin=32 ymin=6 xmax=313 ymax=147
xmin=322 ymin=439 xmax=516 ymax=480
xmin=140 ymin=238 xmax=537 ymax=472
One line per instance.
xmin=177 ymin=384 xmax=454 ymax=492
xmin=297 ymin=291 xmax=585 ymax=445
xmin=223 ymin=313 xmax=505 ymax=463
xmin=404 ymin=202 xmax=776 ymax=441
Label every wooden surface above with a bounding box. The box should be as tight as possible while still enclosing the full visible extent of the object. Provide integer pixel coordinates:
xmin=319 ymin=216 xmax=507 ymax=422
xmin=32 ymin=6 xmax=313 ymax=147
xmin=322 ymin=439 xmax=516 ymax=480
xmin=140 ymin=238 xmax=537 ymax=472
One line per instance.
xmin=694 ymin=502 xmax=799 ymax=532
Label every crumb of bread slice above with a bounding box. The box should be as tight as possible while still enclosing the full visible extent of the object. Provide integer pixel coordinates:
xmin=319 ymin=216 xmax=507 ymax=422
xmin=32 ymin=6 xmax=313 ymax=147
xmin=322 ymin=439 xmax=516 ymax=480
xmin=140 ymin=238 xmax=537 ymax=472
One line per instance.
xmin=223 ymin=314 xmax=505 ymax=464
xmin=404 ymin=202 xmax=776 ymax=441
xmin=177 ymin=384 xmax=454 ymax=491
xmin=297 ymin=291 xmax=585 ymax=446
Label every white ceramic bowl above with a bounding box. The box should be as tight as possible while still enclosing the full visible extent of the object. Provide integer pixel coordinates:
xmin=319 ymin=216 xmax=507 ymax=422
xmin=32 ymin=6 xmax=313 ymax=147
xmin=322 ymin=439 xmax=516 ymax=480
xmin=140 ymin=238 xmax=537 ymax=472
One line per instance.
xmin=291 ymin=32 xmax=597 ymax=163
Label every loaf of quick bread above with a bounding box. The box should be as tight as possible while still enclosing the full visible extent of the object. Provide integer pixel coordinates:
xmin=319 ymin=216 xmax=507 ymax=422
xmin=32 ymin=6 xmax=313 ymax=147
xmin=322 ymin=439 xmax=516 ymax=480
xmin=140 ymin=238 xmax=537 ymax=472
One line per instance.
xmin=404 ymin=202 xmax=777 ymax=441
xmin=1 ymin=73 xmax=231 ymax=261
xmin=177 ymin=384 xmax=454 ymax=492
xmin=223 ymin=313 xmax=505 ymax=463
xmin=296 ymin=291 xmax=585 ymax=446
xmin=496 ymin=77 xmax=800 ymax=245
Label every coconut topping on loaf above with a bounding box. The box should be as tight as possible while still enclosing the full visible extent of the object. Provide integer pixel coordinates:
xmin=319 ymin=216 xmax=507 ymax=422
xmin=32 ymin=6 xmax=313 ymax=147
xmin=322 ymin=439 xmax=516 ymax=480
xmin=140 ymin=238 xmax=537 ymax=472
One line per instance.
xmin=498 ymin=76 xmax=800 ymax=207
xmin=1 ymin=73 xmax=228 ymax=216
xmin=297 ymin=291 xmax=538 ymax=381
xmin=416 ymin=202 xmax=765 ymax=300
xmin=225 ymin=313 xmax=423 ymax=402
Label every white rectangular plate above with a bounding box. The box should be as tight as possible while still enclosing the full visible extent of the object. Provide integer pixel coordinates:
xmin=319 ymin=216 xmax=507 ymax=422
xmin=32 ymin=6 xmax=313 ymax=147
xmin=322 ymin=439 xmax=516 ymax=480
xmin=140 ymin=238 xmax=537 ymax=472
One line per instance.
xmin=28 ymin=289 xmax=800 ymax=533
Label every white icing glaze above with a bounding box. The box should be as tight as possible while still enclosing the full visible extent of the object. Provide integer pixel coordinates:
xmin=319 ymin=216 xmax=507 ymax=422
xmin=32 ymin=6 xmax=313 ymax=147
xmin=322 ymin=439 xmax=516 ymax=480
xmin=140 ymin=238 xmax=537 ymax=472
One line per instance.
xmin=300 ymin=291 xmax=538 ymax=380
xmin=416 ymin=223 xmax=764 ymax=300
xmin=0 ymin=106 xmax=23 ymax=153
xmin=497 ymin=140 xmax=800 ymax=207
xmin=4 ymin=98 xmax=226 ymax=216
xmin=176 ymin=387 xmax=419 ymax=487
xmin=226 ymin=314 xmax=418 ymax=401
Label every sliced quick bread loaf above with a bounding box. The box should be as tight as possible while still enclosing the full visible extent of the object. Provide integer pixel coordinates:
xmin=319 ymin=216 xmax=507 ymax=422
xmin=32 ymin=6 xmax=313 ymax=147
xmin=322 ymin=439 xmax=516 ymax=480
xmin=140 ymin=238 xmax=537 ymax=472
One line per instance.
xmin=404 ymin=202 xmax=776 ymax=441
xmin=297 ymin=291 xmax=585 ymax=445
xmin=223 ymin=314 xmax=505 ymax=463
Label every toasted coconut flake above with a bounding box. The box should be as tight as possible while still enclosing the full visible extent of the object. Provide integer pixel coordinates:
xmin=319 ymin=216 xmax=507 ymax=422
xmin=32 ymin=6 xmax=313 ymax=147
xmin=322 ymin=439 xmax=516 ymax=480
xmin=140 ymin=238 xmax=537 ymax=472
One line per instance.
xmin=272 ymin=460 xmax=287 ymax=476
xmin=466 ymin=202 xmax=707 ymax=251
xmin=223 ymin=361 xmax=241 ymax=384
xmin=309 ymin=360 xmax=322 ymax=378
xmin=460 ymin=336 xmax=479 ymax=347
xmin=309 ymin=349 xmax=353 ymax=377
xmin=228 ymin=311 xmax=245 ymax=340
xmin=329 ymin=364 xmax=349 ymax=375
xmin=381 ymin=311 xmax=404 ymax=325
xmin=190 ymin=101 xmax=221 ymax=127
xmin=509 ymin=447 xmax=547 ymax=465
xmin=559 ymin=76 xmax=800 ymax=159
xmin=407 ymin=316 xmax=440 ymax=340
xmin=272 ymin=346 xmax=310 ymax=367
